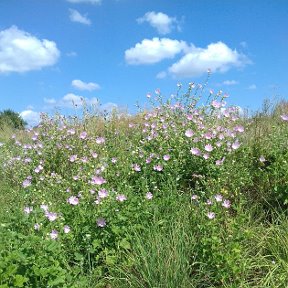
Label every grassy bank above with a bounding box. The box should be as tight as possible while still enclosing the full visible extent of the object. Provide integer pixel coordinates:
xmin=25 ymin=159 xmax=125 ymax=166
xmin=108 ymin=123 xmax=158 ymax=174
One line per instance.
xmin=0 ymin=86 xmax=288 ymax=287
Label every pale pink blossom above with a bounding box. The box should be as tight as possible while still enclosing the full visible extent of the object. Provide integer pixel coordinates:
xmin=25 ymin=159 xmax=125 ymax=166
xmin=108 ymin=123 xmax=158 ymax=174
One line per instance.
xmin=63 ymin=225 xmax=71 ymax=233
xmin=96 ymin=218 xmax=106 ymax=228
xmin=204 ymin=144 xmax=213 ymax=152
xmin=280 ymin=114 xmax=288 ymax=121
xmin=190 ymin=147 xmax=201 ymax=156
xmin=185 ymin=129 xmax=194 ymax=138
xmin=146 ymin=192 xmax=153 ymax=200
xmin=67 ymin=196 xmax=79 ymax=205
xmin=91 ymin=176 xmax=106 ymax=185
xmin=116 ymin=194 xmax=127 ymax=202
xmin=50 ymin=230 xmax=58 ymax=240
xmin=207 ymin=212 xmax=215 ymax=219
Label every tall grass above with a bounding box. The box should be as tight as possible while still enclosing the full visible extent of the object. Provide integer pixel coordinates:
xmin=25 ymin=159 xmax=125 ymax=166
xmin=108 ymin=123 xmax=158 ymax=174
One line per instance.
xmin=0 ymin=86 xmax=288 ymax=287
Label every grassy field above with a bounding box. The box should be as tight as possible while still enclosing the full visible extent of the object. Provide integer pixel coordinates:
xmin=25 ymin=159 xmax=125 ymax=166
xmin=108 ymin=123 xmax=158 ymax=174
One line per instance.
xmin=0 ymin=87 xmax=288 ymax=287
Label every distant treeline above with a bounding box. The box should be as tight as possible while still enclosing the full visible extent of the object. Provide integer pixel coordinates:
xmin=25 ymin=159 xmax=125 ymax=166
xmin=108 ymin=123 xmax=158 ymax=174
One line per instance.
xmin=0 ymin=109 xmax=27 ymax=130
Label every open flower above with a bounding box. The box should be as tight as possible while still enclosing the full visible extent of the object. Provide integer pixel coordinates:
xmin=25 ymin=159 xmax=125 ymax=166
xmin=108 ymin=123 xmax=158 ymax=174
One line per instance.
xmin=280 ymin=115 xmax=288 ymax=121
xmin=67 ymin=196 xmax=79 ymax=205
xmin=45 ymin=211 xmax=58 ymax=222
xmin=50 ymin=230 xmax=58 ymax=240
xmin=91 ymin=176 xmax=106 ymax=185
xmin=63 ymin=225 xmax=71 ymax=233
xmin=207 ymin=212 xmax=215 ymax=219
xmin=96 ymin=218 xmax=106 ymax=228
xmin=116 ymin=194 xmax=127 ymax=202
xmin=145 ymin=192 xmax=153 ymax=200
xmin=185 ymin=129 xmax=194 ymax=138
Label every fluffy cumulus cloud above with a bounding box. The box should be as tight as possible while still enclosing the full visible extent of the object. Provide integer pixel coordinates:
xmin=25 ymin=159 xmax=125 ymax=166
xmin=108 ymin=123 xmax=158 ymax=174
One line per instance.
xmin=0 ymin=26 xmax=60 ymax=73
xmin=20 ymin=110 xmax=41 ymax=127
xmin=45 ymin=93 xmax=99 ymax=109
xmin=67 ymin=0 xmax=101 ymax=4
xmin=72 ymin=79 xmax=100 ymax=91
xmin=137 ymin=11 xmax=179 ymax=35
xmin=69 ymin=9 xmax=91 ymax=25
xmin=125 ymin=37 xmax=187 ymax=65
xmin=168 ymin=41 xmax=249 ymax=78
xmin=125 ymin=38 xmax=249 ymax=77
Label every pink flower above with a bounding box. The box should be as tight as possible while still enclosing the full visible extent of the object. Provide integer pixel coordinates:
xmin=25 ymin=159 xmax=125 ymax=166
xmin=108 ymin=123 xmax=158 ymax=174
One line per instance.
xmin=34 ymin=165 xmax=43 ymax=173
xmin=215 ymin=157 xmax=225 ymax=166
xmin=132 ymin=164 xmax=141 ymax=172
xmin=211 ymin=100 xmax=222 ymax=109
xmin=91 ymin=152 xmax=98 ymax=158
xmin=146 ymin=192 xmax=153 ymax=200
xmin=203 ymin=153 xmax=210 ymax=160
xmin=50 ymin=230 xmax=58 ymax=240
xmin=45 ymin=212 xmax=58 ymax=222
xmin=207 ymin=212 xmax=215 ymax=219
xmin=80 ymin=131 xmax=87 ymax=139
xmin=204 ymin=144 xmax=213 ymax=152
xmin=69 ymin=155 xmax=77 ymax=162
xmin=280 ymin=114 xmax=288 ymax=121
xmin=116 ymin=194 xmax=127 ymax=202
xmin=98 ymin=189 xmax=108 ymax=198
xmin=222 ymin=200 xmax=231 ymax=208
xmin=234 ymin=125 xmax=245 ymax=133
xmin=214 ymin=194 xmax=223 ymax=202
xmin=63 ymin=225 xmax=71 ymax=233
xmin=163 ymin=154 xmax=170 ymax=161
xmin=191 ymin=195 xmax=198 ymax=200
xmin=185 ymin=129 xmax=194 ymax=138
xmin=206 ymin=199 xmax=213 ymax=205
xmin=96 ymin=137 xmax=105 ymax=144
xmin=186 ymin=114 xmax=193 ymax=120
xmin=96 ymin=218 xmax=106 ymax=228
xmin=67 ymin=196 xmax=79 ymax=205
xmin=91 ymin=176 xmax=106 ymax=185
xmin=232 ymin=141 xmax=240 ymax=150
xmin=22 ymin=179 xmax=31 ymax=188
xmin=153 ymin=164 xmax=163 ymax=171
xmin=190 ymin=147 xmax=201 ymax=156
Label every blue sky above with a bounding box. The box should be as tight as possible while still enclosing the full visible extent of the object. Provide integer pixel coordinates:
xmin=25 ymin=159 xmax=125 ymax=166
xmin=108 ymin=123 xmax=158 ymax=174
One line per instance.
xmin=0 ymin=0 xmax=287 ymax=126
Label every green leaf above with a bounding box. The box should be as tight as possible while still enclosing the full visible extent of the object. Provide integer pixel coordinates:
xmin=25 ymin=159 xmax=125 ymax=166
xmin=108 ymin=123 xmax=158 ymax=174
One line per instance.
xmin=14 ymin=275 xmax=29 ymax=287
xmin=119 ymin=238 xmax=131 ymax=250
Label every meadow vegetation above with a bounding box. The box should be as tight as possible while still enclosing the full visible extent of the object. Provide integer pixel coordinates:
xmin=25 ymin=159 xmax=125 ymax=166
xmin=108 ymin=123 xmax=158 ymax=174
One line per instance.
xmin=0 ymin=81 xmax=288 ymax=287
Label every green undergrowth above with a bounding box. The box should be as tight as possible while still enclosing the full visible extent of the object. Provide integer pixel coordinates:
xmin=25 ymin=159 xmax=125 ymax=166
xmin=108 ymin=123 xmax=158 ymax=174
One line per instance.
xmin=0 ymin=86 xmax=288 ymax=287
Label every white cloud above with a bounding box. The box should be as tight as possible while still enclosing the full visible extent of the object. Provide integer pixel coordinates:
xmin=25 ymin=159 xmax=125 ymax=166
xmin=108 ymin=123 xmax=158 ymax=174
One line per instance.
xmin=137 ymin=11 xmax=179 ymax=35
xmin=125 ymin=37 xmax=187 ymax=65
xmin=248 ymin=84 xmax=257 ymax=90
xmin=20 ymin=110 xmax=41 ymax=127
xmin=168 ymin=41 xmax=249 ymax=78
xmin=72 ymin=79 xmax=100 ymax=91
xmin=67 ymin=0 xmax=101 ymax=4
xmin=0 ymin=26 xmax=60 ymax=73
xmin=44 ymin=94 xmax=99 ymax=109
xmin=69 ymin=9 xmax=91 ymax=25
xmin=222 ymin=80 xmax=239 ymax=85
